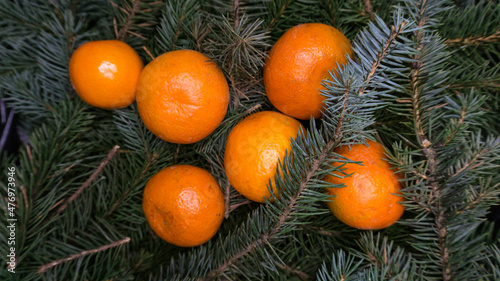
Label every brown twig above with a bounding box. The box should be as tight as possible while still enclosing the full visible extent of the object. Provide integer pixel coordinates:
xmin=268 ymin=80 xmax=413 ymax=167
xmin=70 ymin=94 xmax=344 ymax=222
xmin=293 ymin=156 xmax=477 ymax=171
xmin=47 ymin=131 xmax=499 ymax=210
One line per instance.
xmin=358 ymin=22 xmax=406 ymax=96
xmin=171 ymin=12 xmax=186 ymax=50
xmin=20 ymin=185 xmax=29 ymax=209
xmin=113 ymin=17 xmax=119 ymax=38
xmin=49 ymin=199 xmax=64 ymax=211
xmin=228 ymin=199 xmax=252 ymax=214
xmin=117 ymin=0 xmax=141 ymax=41
xmin=362 ymin=0 xmax=375 ymax=21
xmin=233 ymin=0 xmax=240 ymax=29
xmin=244 ymin=102 xmax=262 ymax=116
xmin=55 ymin=145 xmax=120 ymax=216
xmin=445 ymin=31 xmax=500 ymax=46
xmin=449 ymin=81 xmax=500 ymax=90
xmin=224 ymin=181 xmax=231 ymax=219
xmin=173 ymin=144 xmax=181 ymax=164
xmin=300 ymin=225 xmax=341 ymax=237
xmin=26 ymin=145 xmax=33 ymax=165
xmin=194 ymin=21 xmax=212 ymax=52
xmin=37 ymin=237 xmax=130 ymax=274
xmin=126 ymin=30 xmax=146 ymax=40
xmin=230 ymin=74 xmax=247 ymax=110
xmin=278 ymin=263 xmax=313 ymax=281
xmin=142 ymin=45 xmax=155 ymax=60
xmin=335 ymin=82 xmax=351 ymax=137
xmin=411 ymin=4 xmax=428 ymax=145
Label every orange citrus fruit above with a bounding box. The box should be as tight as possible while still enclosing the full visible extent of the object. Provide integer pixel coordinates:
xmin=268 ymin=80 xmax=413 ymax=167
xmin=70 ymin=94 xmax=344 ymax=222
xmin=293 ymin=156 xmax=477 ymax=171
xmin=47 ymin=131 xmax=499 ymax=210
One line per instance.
xmin=136 ymin=50 xmax=229 ymax=144
xmin=263 ymin=23 xmax=354 ymax=120
xmin=142 ymin=164 xmax=225 ymax=247
xmin=323 ymin=140 xmax=405 ymax=230
xmin=224 ymin=111 xmax=303 ymax=203
xmin=69 ymin=40 xmax=143 ymax=109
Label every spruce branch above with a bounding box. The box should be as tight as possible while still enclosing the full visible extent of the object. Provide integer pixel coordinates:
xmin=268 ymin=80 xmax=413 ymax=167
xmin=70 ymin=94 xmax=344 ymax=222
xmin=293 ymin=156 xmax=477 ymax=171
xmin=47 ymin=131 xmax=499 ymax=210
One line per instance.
xmin=207 ymin=14 xmax=270 ymax=77
xmin=109 ymin=0 xmax=161 ymax=46
xmin=55 ymin=145 xmax=120 ymax=216
xmin=357 ymin=22 xmax=406 ymax=96
xmin=459 ymin=181 xmax=500 ymax=214
xmin=404 ymin=0 xmax=453 ymax=279
xmin=204 ymin=80 xmax=353 ymax=279
xmin=449 ymin=144 xmax=494 ymax=181
xmin=105 ymin=151 xmax=158 ymax=217
xmin=1 ymin=5 xmax=94 ymax=129
xmin=37 ymin=236 xmax=130 ymax=274
xmin=266 ymin=0 xmax=292 ymax=30
xmin=153 ymin=0 xmax=200 ymax=53
xmin=412 ymin=44 xmax=452 ymax=281
xmin=204 ymin=135 xmax=339 ymax=280
xmin=4 ymin=0 xmax=499 ymax=279
xmin=439 ymin=1 xmax=500 ymax=47
xmin=438 ymin=94 xmax=470 ymax=148
xmin=316 ymin=249 xmax=364 ymax=281
xmin=116 ymin=0 xmax=141 ymax=41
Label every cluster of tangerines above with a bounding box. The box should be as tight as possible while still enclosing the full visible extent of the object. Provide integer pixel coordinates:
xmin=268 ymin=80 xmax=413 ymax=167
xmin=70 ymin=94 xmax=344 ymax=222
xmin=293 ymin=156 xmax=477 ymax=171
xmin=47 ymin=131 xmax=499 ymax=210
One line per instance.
xmin=69 ymin=23 xmax=404 ymax=247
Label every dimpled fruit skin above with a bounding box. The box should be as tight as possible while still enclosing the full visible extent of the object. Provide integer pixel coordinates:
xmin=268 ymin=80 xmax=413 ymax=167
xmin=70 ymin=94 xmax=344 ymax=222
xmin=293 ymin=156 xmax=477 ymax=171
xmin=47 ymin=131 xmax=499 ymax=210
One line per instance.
xmin=69 ymin=40 xmax=143 ymax=109
xmin=323 ymin=140 xmax=405 ymax=230
xmin=136 ymin=50 xmax=229 ymax=144
xmin=224 ymin=111 xmax=303 ymax=203
xmin=264 ymin=23 xmax=354 ymax=120
xmin=142 ymin=165 xmax=225 ymax=247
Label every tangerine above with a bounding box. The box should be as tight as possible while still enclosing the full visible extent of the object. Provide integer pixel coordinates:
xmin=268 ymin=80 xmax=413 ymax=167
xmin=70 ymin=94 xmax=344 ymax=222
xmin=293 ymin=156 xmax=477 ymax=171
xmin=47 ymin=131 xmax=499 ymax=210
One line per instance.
xmin=69 ymin=40 xmax=143 ymax=109
xmin=136 ymin=50 xmax=229 ymax=144
xmin=224 ymin=111 xmax=303 ymax=203
xmin=323 ymin=140 xmax=405 ymax=230
xmin=263 ymin=23 xmax=353 ymax=120
xmin=142 ymin=164 xmax=225 ymax=247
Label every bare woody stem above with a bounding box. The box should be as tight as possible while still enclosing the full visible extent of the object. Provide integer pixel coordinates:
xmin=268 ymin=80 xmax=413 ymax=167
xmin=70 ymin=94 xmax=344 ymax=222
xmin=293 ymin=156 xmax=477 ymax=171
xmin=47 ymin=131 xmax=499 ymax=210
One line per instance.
xmin=224 ymin=181 xmax=231 ymax=219
xmin=445 ymin=30 xmax=500 ymax=46
xmin=278 ymin=263 xmax=313 ymax=281
xmin=56 ymin=145 xmax=120 ymax=216
xmin=233 ymin=0 xmax=240 ymax=29
xmin=37 ymin=237 xmax=130 ymax=274
xmin=362 ymin=0 xmax=375 ymax=21
xmin=117 ymin=0 xmax=141 ymax=41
